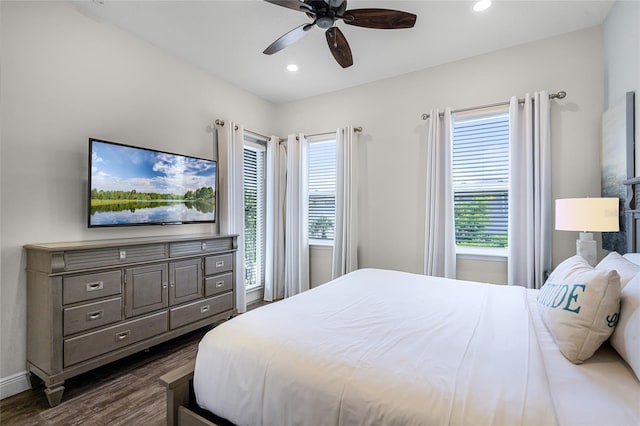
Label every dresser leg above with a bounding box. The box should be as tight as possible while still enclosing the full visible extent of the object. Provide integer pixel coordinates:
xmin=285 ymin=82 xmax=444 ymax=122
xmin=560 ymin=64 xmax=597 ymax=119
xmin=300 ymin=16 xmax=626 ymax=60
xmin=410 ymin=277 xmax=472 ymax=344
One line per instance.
xmin=44 ymin=383 xmax=65 ymax=407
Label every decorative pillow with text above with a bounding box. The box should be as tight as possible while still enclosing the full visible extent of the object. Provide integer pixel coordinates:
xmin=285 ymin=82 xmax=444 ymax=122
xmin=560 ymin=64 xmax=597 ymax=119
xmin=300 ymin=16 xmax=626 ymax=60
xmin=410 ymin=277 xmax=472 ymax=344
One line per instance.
xmin=537 ymin=255 xmax=621 ymax=364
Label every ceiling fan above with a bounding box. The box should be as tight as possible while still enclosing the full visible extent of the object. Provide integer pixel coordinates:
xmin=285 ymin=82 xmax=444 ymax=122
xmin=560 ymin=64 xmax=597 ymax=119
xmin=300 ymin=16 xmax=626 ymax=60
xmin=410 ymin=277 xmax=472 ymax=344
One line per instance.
xmin=263 ymin=0 xmax=417 ymax=68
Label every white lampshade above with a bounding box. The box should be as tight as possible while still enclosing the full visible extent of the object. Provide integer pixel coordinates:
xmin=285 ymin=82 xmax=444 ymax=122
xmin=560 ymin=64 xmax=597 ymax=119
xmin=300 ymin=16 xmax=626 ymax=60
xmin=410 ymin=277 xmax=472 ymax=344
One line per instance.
xmin=555 ymin=198 xmax=620 ymax=232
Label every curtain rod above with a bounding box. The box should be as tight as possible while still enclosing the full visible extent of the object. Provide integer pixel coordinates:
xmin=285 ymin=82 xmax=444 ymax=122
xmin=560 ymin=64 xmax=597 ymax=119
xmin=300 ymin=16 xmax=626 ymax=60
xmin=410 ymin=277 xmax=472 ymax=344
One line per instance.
xmin=421 ymin=91 xmax=566 ymax=120
xmin=295 ymin=127 xmax=363 ymax=141
xmin=214 ymin=120 xmax=363 ymax=140
xmin=214 ymin=119 xmax=269 ymax=141
xmin=302 ymin=127 xmax=363 ymax=139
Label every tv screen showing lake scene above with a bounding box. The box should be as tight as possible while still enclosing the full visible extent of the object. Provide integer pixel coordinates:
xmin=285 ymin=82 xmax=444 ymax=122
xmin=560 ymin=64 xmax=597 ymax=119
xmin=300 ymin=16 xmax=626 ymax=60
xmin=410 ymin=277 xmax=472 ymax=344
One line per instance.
xmin=89 ymin=139 xmax=216 ymax=227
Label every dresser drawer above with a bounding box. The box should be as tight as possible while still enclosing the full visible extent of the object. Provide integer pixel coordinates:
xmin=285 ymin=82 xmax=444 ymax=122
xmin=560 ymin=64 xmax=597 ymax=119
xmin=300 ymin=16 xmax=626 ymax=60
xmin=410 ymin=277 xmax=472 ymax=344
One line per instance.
xmin=170 ymin=237 xmax=235 ymax=257
xmin=64 ymin=244 xmax=168 ymax=270
xmin=63 ymin=297 xmax=122 ymax=336
xmin=170 ymin=293 xmax=233 ymax=330
xmin=204 ymin=272 xmax=233 ymax=297
xmin=63 ymin=270 xmax=122 ymax=304
xmin=63 ymin=311 xmax=167 ymax=367
xmin=204 ymin=254 xmax=233 ymax=275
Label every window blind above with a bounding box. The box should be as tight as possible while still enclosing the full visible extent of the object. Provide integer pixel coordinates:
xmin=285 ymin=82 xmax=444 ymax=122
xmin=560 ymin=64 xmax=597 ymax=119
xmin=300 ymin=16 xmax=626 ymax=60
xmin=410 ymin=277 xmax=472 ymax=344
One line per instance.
xmin=452 ymin=113 xmax=509 ymax=248
xmin=243 ymin=144 xmax=266 ymax=288
xmin=308 ymin=139 xmax=336 ymax=241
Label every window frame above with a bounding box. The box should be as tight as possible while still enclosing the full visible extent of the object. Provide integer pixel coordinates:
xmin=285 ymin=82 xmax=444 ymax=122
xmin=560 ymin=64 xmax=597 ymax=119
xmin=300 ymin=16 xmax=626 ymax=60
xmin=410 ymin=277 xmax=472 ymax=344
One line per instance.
xmin=306 ymin=133 xmax=337 ymax=246
xmin=452 ymin=108 xmax=509 ymax=261
xmin=243 ymin=137 xmax=267 ymax=292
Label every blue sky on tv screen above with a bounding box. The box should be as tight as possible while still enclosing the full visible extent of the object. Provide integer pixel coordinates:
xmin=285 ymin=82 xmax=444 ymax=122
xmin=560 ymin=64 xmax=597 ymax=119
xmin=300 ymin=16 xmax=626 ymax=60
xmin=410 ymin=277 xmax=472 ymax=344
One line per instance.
xmin=91 ymin=141 xmax=216 ymax=195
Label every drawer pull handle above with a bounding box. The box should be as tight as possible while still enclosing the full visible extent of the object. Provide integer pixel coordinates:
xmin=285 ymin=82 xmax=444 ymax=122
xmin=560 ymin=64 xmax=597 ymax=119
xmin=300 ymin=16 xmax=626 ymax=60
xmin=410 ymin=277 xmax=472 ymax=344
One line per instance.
xmin=115 ymin=330 xmax=130 ymax=341
xmin=86 ymin=281 xmax=104 ymax=292
xmin=200 ymin=305 xmax=210 ymax=313
xmin=215 ymin=280 xmax=225 ymax=288
xmin=215 ymin=261 xmax=224 ymax=268
xmin=86 ymin=310 xmax=104 ymax=321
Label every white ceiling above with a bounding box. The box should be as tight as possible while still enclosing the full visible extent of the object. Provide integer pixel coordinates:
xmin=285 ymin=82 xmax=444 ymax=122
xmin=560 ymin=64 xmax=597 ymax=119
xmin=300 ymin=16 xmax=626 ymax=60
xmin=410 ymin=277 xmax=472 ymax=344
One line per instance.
xmin=74 ymin=0 xmax=613 ymax=104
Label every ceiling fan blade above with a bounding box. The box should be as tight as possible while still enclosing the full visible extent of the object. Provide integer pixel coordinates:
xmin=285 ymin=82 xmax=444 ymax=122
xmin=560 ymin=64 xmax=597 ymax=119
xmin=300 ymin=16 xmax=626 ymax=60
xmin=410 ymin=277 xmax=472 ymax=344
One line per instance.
xmin=263 ymin=23 xmax=314 ymax=55
xmin=342 ymin=9 xmax=416 ymax=29
xmin=325 ymin=27 xmax=353 ymax=68
xmin=264 ymin=0 xmax=313 ymax=13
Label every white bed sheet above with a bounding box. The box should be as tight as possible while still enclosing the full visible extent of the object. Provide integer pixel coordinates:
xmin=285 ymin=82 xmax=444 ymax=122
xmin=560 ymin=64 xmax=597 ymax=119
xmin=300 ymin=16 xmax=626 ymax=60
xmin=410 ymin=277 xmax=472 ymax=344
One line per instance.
xmin=194 ymin=268 xmax=639 ymax=426
xmin=526 ymin=290 xmax=640 ymax=425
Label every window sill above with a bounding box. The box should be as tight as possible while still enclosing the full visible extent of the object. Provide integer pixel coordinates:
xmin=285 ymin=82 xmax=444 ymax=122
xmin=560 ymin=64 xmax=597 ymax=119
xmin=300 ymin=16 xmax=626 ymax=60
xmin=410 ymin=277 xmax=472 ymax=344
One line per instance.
xmin=309 ymin=239 xmax=334 ymax=248
xmin=246 ymin=285 xmax=264 ymax=293
xmin=456 ymin=246 xmax=507 ymax=262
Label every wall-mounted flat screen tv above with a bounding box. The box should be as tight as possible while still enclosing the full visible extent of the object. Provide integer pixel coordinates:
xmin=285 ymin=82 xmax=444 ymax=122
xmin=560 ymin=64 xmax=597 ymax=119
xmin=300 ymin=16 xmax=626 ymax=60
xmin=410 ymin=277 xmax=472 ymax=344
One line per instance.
xmin=88 ymin=138 xmax=216 ymax=227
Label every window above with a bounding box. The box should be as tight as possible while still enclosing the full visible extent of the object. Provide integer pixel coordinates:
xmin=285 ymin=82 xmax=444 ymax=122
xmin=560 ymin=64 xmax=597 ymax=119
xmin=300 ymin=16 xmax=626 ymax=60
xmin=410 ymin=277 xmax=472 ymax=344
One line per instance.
xmin=307 ymin=137 xmax=336 ymax=243
xmin=452 ymin=111 xmax=509 ymax=251
xmin=243 ymin=139 xmax=266 ymax=290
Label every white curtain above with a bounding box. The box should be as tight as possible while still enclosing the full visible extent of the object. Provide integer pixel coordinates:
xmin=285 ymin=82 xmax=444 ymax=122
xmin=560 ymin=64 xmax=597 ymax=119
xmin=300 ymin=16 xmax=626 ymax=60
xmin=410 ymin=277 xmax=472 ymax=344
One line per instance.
xmin=264 ymin=136 xmax=286 ymax=301
xmin=424 ymin=108 xmax=456 ymax=279
xmin=508 ymin=92 xmax=552 ymax=289
xmin=216 ymin=121 xmax=247 ymax=313
xmin=332 ymin=126 xmax=359 ymax=279
xmin=284 ymin=134 xmax=310 ymax=297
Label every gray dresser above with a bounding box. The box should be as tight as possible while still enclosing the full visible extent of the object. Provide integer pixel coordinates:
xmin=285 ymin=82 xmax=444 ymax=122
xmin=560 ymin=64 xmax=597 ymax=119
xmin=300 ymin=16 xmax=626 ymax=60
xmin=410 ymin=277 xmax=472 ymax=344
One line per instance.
xmin=24 ymin=234 xmax=237 ymax=407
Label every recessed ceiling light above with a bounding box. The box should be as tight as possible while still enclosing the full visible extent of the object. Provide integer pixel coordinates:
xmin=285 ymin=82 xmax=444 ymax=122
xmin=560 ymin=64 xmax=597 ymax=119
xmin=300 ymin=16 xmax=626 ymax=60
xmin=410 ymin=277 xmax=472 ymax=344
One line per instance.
xmin=473 ymin=0 xmax=492 ymax=12
xmin=286 ymin=64 xmax=299 ymax=72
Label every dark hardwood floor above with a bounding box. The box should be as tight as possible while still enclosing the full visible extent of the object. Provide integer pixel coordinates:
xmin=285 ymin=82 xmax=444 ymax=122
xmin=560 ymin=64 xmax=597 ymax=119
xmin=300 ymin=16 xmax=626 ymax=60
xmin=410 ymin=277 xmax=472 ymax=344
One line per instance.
xmin=1 ymin=301 xmax=269 ymax=425
xmin=0 ymin=324 xmax=210 ymax=425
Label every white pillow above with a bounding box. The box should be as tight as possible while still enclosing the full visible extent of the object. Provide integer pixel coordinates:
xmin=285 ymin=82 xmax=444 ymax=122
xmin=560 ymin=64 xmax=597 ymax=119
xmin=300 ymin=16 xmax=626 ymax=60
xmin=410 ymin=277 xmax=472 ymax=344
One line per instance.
xmin=537 ymin=255 xmax=621 ymax=364
xmin=596 ymin=252 xmax=640 ymax=288
xmin=623 ymin=252 xmax=640 ymax=266
xmin=610 ymin=272 xmax=640 ymax=380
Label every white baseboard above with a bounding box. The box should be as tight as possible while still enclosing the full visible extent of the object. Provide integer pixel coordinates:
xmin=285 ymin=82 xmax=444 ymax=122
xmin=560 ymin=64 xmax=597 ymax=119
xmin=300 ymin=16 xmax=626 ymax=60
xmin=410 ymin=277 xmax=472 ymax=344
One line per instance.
xmin=0 ymin=371 xmax=31 ymax=400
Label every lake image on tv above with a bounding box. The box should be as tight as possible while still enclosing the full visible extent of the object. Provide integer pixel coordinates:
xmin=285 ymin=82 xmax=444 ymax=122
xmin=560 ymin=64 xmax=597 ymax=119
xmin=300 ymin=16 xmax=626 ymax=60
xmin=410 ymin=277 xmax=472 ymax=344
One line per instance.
xmin=90 ymin=141 xmax=216 ymax=226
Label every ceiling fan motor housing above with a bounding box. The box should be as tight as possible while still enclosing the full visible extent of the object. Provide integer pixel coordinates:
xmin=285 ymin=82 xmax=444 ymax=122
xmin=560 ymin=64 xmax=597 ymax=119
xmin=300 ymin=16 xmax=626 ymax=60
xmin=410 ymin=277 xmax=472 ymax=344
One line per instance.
xmin=324 ymin=0 xmax=345 ymax=8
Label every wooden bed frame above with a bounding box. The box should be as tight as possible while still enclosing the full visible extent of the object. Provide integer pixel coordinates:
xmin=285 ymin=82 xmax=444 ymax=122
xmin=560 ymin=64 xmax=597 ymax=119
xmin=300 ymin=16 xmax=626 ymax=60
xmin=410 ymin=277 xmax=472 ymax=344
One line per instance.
xmin=159 ymin=177 xmax=640 ymax=426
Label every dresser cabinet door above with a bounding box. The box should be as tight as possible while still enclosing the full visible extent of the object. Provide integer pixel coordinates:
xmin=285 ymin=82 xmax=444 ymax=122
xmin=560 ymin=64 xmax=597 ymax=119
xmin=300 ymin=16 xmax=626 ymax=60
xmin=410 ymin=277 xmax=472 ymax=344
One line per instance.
xmin=125 ymin=264 xmax=168 ymax=318
xmin=169 ymin=258 xmax=203 ymax=306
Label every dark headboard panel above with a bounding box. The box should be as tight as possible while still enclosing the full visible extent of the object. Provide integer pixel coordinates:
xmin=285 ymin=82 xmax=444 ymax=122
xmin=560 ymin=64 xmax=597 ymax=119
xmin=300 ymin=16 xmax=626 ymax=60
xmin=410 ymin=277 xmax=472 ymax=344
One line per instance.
xmin=624 ymin=177 xmax=640 ymax=253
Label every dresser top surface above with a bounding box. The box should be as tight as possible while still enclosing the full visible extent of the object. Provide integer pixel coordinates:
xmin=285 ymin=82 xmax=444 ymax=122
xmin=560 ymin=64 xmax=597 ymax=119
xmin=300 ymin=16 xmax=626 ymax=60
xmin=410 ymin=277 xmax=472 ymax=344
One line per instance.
xmin=24 ymin=234 xmax=237 ymax=252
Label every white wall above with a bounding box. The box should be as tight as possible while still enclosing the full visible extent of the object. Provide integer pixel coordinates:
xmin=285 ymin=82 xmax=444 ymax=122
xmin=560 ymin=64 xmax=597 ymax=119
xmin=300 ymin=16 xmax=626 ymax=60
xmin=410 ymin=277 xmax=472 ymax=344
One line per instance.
xmin=309 ymin=246 xmax=333 ymax=288
xmin=275 ymin=27 xmax=605 ymax=282
xmin=603 ymin=0 xmax=640 ymax=174
xmin=0 ymin=1 xmax=276 ymax=384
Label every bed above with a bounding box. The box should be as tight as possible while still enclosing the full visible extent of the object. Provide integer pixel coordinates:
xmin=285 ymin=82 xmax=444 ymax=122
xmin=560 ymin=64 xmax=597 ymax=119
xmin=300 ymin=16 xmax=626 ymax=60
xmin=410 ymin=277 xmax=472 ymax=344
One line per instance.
xmin=160 ymin=179 xmax=640 ymax=426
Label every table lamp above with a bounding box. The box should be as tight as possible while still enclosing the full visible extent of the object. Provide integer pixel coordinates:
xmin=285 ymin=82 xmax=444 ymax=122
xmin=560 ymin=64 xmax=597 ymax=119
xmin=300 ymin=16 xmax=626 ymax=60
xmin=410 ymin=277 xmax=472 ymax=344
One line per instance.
xmin=555 ymin=197 xmax=620 ymax=266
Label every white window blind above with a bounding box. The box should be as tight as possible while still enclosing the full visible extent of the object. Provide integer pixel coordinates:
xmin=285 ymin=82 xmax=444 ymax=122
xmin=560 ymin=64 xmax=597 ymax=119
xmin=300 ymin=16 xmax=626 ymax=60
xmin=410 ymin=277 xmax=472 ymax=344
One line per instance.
xmin=452 ymin=112 xmax=509 ymax=248
xmin=308 ymin=138 xmax=336 ymax=241
xmin=243 ymin=142 xmax=266 ymax=289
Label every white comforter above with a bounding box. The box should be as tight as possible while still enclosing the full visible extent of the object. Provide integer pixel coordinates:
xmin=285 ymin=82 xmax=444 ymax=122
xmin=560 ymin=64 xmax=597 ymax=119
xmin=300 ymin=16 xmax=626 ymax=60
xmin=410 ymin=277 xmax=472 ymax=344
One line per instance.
xmin=194 ymin=268 xmax=638 ymax=426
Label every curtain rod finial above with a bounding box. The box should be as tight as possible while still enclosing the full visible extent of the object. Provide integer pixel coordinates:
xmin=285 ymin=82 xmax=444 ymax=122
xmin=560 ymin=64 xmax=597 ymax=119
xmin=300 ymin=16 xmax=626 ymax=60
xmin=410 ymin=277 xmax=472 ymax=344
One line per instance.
xmin=354 ymin=126 xmax=363 ymax=133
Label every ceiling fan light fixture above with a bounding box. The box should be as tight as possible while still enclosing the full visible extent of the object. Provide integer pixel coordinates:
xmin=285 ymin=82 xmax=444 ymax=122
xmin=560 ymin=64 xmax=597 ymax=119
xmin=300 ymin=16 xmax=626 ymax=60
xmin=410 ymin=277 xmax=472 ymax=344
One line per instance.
xmin=317 ymin=16 xmax=334 ymax=29
xmin=473 ymin=0 xmax=492 ymax=12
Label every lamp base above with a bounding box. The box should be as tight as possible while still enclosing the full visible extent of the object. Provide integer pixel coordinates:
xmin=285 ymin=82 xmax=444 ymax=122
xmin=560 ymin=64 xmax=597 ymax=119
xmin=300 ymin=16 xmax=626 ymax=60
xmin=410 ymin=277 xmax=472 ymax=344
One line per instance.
xmin=576 ymin=232 xmax=597 ymax=267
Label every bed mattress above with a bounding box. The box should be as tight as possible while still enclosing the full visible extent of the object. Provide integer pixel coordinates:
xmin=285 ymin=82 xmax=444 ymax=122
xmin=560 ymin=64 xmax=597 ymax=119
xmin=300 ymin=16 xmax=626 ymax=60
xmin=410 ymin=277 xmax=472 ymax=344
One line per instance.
xmin=193 ymin=268 xmax=640 ymax=425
